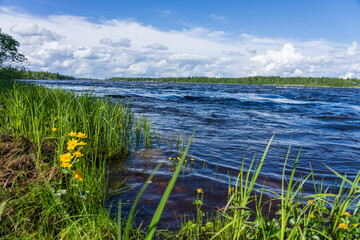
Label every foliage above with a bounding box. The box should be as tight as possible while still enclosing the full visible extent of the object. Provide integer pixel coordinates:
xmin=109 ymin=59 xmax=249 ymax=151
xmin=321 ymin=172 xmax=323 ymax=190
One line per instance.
xmin=107 ymin=76 xmax=360 ymax=88
xmin=0 ymin=29 xmax=26 ymax=67
xmin=22 ymin=70 xmax=76 ymax=80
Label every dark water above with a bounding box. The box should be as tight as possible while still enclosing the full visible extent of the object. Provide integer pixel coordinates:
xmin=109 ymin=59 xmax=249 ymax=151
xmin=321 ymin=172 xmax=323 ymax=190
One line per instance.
xmin=29 ymin=80 xmax=360 ymax=227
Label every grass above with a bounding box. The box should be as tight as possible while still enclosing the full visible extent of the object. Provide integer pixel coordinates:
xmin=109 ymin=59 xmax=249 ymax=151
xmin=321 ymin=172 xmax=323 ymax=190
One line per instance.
xmin=1 ymin=79 xmax=360 ymax=239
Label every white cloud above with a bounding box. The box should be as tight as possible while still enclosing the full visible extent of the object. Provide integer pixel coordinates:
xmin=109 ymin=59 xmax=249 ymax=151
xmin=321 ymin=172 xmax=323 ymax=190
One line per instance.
xmin=100 ymin=37 xmax=131 ymax=48
xmin=209 ymin=14 xmax=226 ymax=23
xmin=346 ymin=41 xmax=358 ymax=56
xmin=0 ymin=6 xmax=359 ymax=79
xmin=145 ymin=43 xmax=168 ymax=50
xmin=251 ymin=43 xmax=303 ymax=65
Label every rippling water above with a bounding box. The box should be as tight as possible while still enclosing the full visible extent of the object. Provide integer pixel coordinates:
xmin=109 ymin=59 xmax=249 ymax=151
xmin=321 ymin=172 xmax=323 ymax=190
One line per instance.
xmin=29 ymin=80 xmax=360 ymax=227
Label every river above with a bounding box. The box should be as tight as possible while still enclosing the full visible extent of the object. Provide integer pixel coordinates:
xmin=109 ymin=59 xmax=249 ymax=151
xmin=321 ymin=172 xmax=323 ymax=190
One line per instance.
xmin=28 ymin=80 xmax=360 ymax=228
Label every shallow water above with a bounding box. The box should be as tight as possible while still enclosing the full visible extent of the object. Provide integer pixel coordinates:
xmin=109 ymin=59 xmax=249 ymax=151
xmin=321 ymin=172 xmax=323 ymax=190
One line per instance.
xmin=29 ymin=80 xmax=360 ymax=228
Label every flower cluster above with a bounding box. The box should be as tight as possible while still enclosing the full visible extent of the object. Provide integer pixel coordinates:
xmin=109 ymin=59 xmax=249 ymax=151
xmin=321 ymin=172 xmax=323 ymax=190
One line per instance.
xmin=59 ymin=131 xmax=87 ymax=181
xmin=168 ymin=156 xmax=195 ymax=169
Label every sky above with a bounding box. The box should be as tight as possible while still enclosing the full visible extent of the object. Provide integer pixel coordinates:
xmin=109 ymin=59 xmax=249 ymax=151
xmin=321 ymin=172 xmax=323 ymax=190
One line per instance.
xmin=0 ymin=0 xmax=359 ymax=79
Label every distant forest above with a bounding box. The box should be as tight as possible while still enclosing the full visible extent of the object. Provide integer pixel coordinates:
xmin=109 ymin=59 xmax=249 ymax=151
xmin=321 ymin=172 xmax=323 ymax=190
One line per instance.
xmin=107 ymin=76 xmax=360 ymax=88
xmin=22 ymin=70 xmax=76 ymax=80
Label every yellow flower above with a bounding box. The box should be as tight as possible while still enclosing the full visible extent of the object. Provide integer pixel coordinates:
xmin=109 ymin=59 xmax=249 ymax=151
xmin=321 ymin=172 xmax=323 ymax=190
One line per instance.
xmin=309 ymin=212 xmax=315 ymax=218
xmin=73 ymin=151 xmax=84 ymax=158
xmin=59 ymin=152 xmax=73 ymax=163
xmin=73 ymin=169 xmax=83 ymax=181
xmin=190 ymin=158 xmax=194 ymax=161
xmin=185 ymin=159 xmax=188 ymax=163
xmin=119 ymin=124 xmax=123 ymax=127
xmin=177 ymin=157 xmax=180 ymax=161
xmin=354 ymin=224 xmax=358 ymax=228
xmin=60 ymin=232 xmax=67 ymax=240
xmin=67 ymin=138 xmax=79 ymax=150
xmin=229 ymin=187 xmax=235 ymax=192
xmin=339 ymin=223 xmax=348 ymax=229
xmin=0 ymin=108 xmax=2 ymax=111
xmin=61 ymin=162 xmax=73 ymax=168
xmin=343 ymin=212 xmax=351 ymax=217
xmin=76 ymin=132 xmax=87 ymax=138
xmin=168 ymin=157 xmax=172 ymax=161
xmin=307 ymin=200 xmax=315 ymax=205
xmin=68 ymin=132 xmax=77 ymax=137
xmin=51 ymin=127 xmax=57 ymax=132
xmin=77 ymin=141 xmax=87 ymax=146
xmin=53 ymin=117 xmax=57 ymax=120
xmin=197 ymin=188 xmax=203 ymax=194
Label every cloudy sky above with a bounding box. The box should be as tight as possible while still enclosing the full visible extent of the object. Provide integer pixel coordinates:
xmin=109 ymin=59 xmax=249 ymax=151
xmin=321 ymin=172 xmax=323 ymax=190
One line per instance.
xmin=0 ymin=0 xmax=359 ymax=79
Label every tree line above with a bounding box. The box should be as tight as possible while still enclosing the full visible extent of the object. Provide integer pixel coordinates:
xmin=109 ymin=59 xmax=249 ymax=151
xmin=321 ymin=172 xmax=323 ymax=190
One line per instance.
xmin=107 ymin=76 xmax=360 ymax=88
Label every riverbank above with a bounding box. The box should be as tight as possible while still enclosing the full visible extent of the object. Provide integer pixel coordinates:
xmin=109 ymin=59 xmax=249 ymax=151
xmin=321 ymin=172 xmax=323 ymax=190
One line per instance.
xmin=1 ymin=80 xmax=360 ymax=239
xmin=106 ymin=76 xmax=360 ymax=88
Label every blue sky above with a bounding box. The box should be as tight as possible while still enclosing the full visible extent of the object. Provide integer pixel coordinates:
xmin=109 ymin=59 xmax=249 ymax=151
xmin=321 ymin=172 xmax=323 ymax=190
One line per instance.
xmin=0 ymin=0 xmax=359 ymax=78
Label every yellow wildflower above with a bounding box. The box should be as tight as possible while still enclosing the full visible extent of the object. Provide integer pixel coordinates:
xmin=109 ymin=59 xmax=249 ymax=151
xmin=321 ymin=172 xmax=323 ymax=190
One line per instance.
xmin=339 ymin=223 xmax=348 ymax=229
xmin=73 ymin=169 xmax=83 ymax=181
xmin=354 ymin=224 xmax=358 ymax=228
xmin=185 ymin=159 xmax=188 ymax=163
xmin=343 ymin=212 xmax=351 ymax=217
xmin=190 ymin=158 xmax=194 ymax=161
xmin=197 ymin=188 xmax=203 ymax=194
xmin=119 ymin=124 xmax=123 ymax=127
xmin=53 ymin=117 xmax=57 ymax=120
xmin=0 ymin=108 xmax=2 ymax=111
xmin=168 ymin=157 xmax=172 ymax=161
xmin=307 ymin=200 xmax=315 ymax=205
xmin=73 ymin=151 xmax=84 ymax=158
xmin=59 ymin=152 xmax=73 ymax=163
xmin=177 ymin=157 xmax=180 ymax=161
xmin=61 ymin=162 xmax=72 ymax=168
xmin=67 ymin=138 xmax=79 ymax=150
xmin=68 ymin=132 xmax=77 ymax=137
xmin=60 ymin=232 xmax=67 ymax=240
xmin=77 ymin=141 xmax=87 ymax=146
xmin=76 ymin=132 xmax=87 ymax=138
xmin=51 ymin=127 xmax=57 ymax=132
xmin=309 ymin=212 xmax=315 ymax=218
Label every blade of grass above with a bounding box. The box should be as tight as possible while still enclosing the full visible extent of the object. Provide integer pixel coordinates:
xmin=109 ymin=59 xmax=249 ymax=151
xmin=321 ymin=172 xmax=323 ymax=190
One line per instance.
xmin=145 ymin=133 xmax=194 ymax=240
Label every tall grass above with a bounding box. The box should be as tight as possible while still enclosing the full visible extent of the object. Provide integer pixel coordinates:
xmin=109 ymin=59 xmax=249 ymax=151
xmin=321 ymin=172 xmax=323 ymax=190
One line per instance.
xmin=0 ymin=80 xmax=153 ymax=239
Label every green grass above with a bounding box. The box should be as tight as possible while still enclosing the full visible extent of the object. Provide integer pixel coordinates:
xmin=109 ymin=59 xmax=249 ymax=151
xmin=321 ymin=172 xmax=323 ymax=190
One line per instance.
xmin=1 ymin=79 xmax=360 ymax=239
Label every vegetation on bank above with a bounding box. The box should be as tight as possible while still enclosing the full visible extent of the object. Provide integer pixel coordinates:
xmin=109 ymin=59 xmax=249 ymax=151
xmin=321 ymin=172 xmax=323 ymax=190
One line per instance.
xmin=0 ymin=80 xmax=154 ymax=239
xmin=22 ymin=70 xmax=76 ymax=80
xmin=107 ymin=76 xmax=360 ymax=88
xmin=2 ymin=80 xmax=360 ymax=239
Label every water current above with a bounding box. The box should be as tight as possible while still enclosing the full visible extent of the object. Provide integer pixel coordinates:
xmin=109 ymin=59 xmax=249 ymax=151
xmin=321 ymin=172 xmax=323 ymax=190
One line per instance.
xmin=29 ymin=80 xmax=360 ymax=228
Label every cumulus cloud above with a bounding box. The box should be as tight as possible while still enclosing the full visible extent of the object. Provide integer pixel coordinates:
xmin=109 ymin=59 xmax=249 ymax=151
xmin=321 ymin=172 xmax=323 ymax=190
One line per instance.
xmin=0 ymin=6 xmax=359 ymax=79
xmin=222 ymin=51 xmax=243 ymax=56
xmin=346 ymin=41 xmax=358 ymax=56
xmin=100 ymin=37 xmax=131 ymax=48
xmin=246 ymin=47 xmax=257 ymax=54
xmin=145 ymin=43 xmax=168 ymax=50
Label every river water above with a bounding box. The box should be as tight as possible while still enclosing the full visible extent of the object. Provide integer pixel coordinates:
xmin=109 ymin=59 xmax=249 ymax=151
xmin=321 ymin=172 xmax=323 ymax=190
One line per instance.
xmin=29 ymin=80 xmax=360 ymax=227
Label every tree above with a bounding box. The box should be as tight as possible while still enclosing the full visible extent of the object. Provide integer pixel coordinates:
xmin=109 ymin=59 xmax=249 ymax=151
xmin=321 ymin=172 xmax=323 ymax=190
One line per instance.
xmin=0 ymin=29 xmax=26 ymax=67
xmin=0 ymin=29 xmax=27 ymax=79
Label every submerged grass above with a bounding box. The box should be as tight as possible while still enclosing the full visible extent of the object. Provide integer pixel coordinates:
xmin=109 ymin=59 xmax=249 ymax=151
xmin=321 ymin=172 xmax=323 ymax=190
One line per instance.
xmin=1 ymin=80 xmax=360 ymax=239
